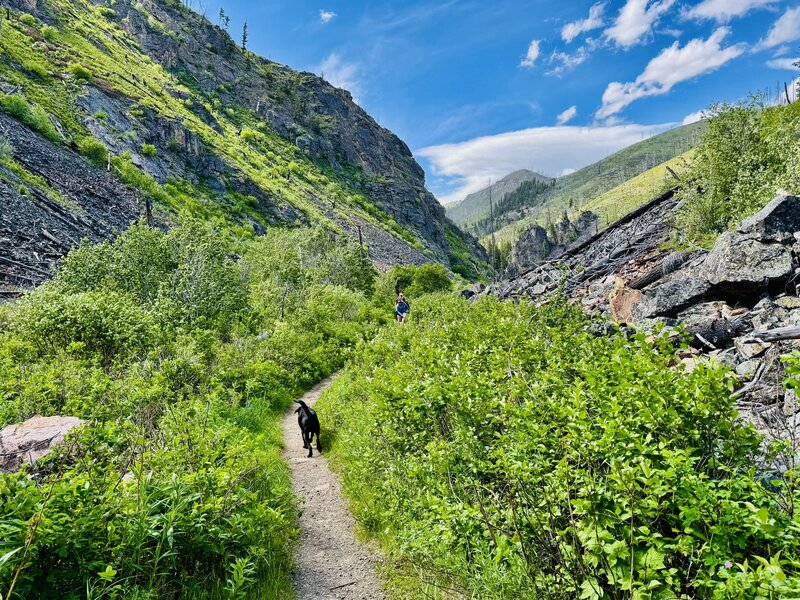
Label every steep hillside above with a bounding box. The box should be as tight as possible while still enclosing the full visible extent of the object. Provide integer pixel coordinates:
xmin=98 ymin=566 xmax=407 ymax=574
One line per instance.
xmin=454 ymin=121 xmax=705 ymax=240
xmin=0 ymin=0 xmax=486 ymax=290
xmin=445 ymin=168 xmax=551 ymax=226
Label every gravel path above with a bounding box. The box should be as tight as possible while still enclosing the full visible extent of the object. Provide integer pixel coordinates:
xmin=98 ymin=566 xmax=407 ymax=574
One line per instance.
xmin=282 ymin=377 xmax=387 ymax=600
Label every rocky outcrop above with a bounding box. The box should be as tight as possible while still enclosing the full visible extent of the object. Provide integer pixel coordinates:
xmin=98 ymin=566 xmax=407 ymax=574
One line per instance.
xmin=0 ymin=415 xmax=84 ymax=472
xmin=489 ymin=191 xmax=800 ymax=446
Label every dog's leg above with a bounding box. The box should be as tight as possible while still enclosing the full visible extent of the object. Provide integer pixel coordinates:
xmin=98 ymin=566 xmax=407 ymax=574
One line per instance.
xmin=315 ymin=431 xmax=322 ymax=452
xmin=301 ymin=431 xmax=308 ymax=449
xmin=306 ymin=431 xmax=313 ymax=458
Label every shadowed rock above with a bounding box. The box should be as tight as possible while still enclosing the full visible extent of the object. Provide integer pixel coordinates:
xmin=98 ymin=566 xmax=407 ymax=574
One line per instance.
xmin=0 ymin=416 xmax=84 ymax=473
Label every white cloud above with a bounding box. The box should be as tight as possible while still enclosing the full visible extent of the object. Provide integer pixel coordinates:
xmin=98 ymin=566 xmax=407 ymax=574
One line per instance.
xmin=605 ymin=0 xmax=676 ymax=48
xmin=562 ymin=3 xmax=605 ymax=43
xmin=319 ymin=9 xmax=337 ymax=24
xmin=597 ymin=27 xmax=744 ymax=118
xmin=547 ymin=46 xmax=590 ymax=75
xmin=316 ymin=53 xmax=361 ymax=101
xmin=685 ymin=0 xmax=777 ymax=22
xmin=759 ymin=6 xmax=800 ymax=49
xmin=418 ymin=123 xmax=672 ymax=205
xmin=766 ymin=56 xmax=799 ymax=70
xmin=520 ymin=40 xmax=541 ymax=68
xmin=556 ymin=105 xmax=578 ymax=125
xmin=682 ymin=109 xmax=706 ymax=124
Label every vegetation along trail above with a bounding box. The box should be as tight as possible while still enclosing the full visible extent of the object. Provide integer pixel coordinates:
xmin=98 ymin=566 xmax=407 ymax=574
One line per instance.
xmin=282 ymin=376 xmax=387 ymax=600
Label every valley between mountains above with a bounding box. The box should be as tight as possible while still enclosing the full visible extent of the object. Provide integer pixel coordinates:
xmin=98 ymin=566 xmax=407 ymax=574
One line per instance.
xmin=1 ymin=0 xmax=800 ymax=599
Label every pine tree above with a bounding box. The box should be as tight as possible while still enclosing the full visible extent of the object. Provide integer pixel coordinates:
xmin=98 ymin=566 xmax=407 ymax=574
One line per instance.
xmin=241 ymin=21 xmax=248 ymax=50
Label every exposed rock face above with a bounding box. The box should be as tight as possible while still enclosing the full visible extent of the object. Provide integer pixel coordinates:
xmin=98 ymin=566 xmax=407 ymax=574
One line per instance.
xmin=702 ymin=233 xmax=793 ymax=291
xmin=0 ymin=416 xmax=84 ymax=472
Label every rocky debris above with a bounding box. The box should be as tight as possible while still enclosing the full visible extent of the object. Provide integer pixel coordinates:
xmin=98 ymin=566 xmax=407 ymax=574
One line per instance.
xmin=460 ymin=282 xmax=486 ymax=300
xmin=0 ymin=114 xmax=145 ymax=289
xmin=0 ymin=415 xmax=84 ymax=473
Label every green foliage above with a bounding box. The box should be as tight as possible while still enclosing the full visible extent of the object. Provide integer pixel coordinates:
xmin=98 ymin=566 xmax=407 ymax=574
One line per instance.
xmin=0 ymin=135 xmax=12 ymax=161
xmin=0 ymin=95 xmax=60 ymax=142
xmin=40 ymin=25 xmax=57 ymax=41
xmin=678 ymin=98 xmax=800 ymax=242
xmin=68 ymin=62 xmax=92 ymax=82
xmin=77 ymin=136 xmax=108 ymax=166
xmin=19 ymin=13 xmax=37 ymax=27
xmin=318 ymin=295 xmax=800 ymax=598
xmin=141 ymin=143 xmax=157 ymax=157
xmin=0 ymin=222 xmax=381 ymax=598
xmin=375 ymin=263 xmax=452 ymax=306
xmin=96 ymin=6 xmax=117 ymax=19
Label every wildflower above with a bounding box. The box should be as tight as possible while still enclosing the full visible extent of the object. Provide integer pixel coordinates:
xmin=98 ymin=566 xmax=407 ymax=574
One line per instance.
xmin=724 ymin=561 xmax=733 ymax=569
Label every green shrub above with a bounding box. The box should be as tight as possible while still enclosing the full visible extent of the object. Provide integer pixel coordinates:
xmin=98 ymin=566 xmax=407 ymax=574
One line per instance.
xmin=240 ymin=128 xmax=259 ymax=143
xmin=0 ymin=95 xmax=60 ymax=142
xmin=0 ymin=136 xmax=12 ymax=161
xmin=77 ymin=136 xmax=108 ymax=166
xmin=93 ymin=110 xmax=108 ymax=122
xmin=318 ymin=295 xmax=800 ymax=598
xmin=68 ymin=62 xmax=92 ymax=82
xmin=19 ymin=13 xmax=37 ymax=26
xmin=15 ymin=288 xmax=154 ymax=368
xmin=96 ymin=6 xmax=116 ymax=18
xmin=678 ymin=98 xmax=800 ymax=243
xmin=141 ymin=143 xmax=157 ymax=156
xmin=41 ymin=24 xmax=57 ymax=41
xmin=374 ymin=263 xmax=452 ymax=306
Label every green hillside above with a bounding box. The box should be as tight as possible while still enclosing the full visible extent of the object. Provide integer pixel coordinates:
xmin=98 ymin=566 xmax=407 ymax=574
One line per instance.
xmin=456 ymin=121 xmax=705 ymax=242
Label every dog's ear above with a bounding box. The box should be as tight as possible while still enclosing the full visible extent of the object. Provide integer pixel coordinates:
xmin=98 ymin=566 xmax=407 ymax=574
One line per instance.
xmin=294 ymin=407 xmax=301 ymax=414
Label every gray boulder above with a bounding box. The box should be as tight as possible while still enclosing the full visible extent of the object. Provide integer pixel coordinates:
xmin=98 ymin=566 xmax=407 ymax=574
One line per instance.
xmin=0 ymin=416 xmax=84 ymax=473
xmin=632 ymin=275 xmax=710 ymax=319
xmin=702 ymin=232 xmax=793 ymax=290
xmin=739 ymin=193 xmax=800 ymax=243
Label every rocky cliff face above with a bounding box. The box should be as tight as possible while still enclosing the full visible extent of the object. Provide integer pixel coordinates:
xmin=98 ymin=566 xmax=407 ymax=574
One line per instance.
xmin=0 ymin=0 xmax=486 ymax=290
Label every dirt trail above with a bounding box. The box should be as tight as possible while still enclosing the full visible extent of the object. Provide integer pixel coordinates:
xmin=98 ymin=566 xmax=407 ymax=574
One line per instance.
xmin=281 ymin=376 xmax=387 ymax=600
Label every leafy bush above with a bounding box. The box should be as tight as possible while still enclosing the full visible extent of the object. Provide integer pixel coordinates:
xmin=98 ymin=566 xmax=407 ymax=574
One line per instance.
xmin=141 ymin=143 xmax=157 ymax=156
xmin=0 ymin=95 xmax=60 ymax=142
xmin=40 ymin=24 xmax=57 ymax=41
xmin=0 ymin=222 xmax=382 ymax=597
xmin=68 ymin=62 xmax=92 ymax=82
xmin=19 ymin=13 xmax=37 ymax=26
xmin=374 ymin=263 xmax=452 ymax=307
xmin=77 ymin=136 xmax=108 ymax=166
xmin=678 ymin=98 xmax=800 ymax=242
xmin=240 ymin=128 xmax=259 ymax=143
xmin=318 ymin=295 xmax=800 ymax=598
xmin=96 ymin=6 xmax=117 ymax=19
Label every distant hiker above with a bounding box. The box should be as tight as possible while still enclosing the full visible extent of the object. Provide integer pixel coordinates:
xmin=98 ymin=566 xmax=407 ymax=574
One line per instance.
xmin=395 ymin=294 xmax=410 ymax=323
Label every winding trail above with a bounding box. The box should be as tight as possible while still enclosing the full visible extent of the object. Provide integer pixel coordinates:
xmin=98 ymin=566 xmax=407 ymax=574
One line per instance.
xmin=281 ymin=376 xmax=387 ymax=600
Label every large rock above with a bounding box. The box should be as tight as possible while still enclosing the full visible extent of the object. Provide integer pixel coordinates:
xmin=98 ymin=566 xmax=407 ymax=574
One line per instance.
xmin=0 ymin=416 xmax=84 ymax=473
xmin=632 ymin=275 xmax=710 ymax=319
xmin=702 ymin=232 xmax=793 ymax=290
xmin=739 ymin=193 xmax=800 ymax=243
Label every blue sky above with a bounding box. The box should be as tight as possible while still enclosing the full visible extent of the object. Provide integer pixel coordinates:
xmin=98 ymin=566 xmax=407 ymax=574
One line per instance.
xmin=201 ymin=0 xmax=800 ymax=204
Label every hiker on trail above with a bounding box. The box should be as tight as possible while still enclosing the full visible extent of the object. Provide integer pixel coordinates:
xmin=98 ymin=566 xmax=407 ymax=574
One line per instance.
xmin=395 ymin=294 xmax=410 ymax=323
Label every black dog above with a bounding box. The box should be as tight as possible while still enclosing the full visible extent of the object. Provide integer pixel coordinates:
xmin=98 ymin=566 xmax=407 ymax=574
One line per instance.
xmin=295 ymin=400 xmax=322 ymax=458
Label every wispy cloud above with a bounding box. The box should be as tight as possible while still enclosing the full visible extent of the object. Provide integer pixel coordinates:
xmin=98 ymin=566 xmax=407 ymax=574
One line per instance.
xmin=316 ymin=53 xmax=361 ymax=101
xmin=684 ymin=0 xmax=778 ymax=22
xmin=556 ymin=105 xmax=578 ymax=125
xmin=562 ymin=3 xmax=605 ymax=43
xmin=520 ymin=40 xmax=541 ymax=68
xmin=597 ymin=27 xmax=743 ymax=119
xmin=319 ymin=9 xmax=337 ymax=24
xmin=419 ymin=123 xmax=671 ymax=205
xmin=766 ymin=56 xmax=799 ymax=70
xmin=605 ymin=0 xmax=676 ymax=48
xmin=758 ymin=6 xmax=800 ymax=50
xmin=547 ymin=46 xmax=590 ymax=76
